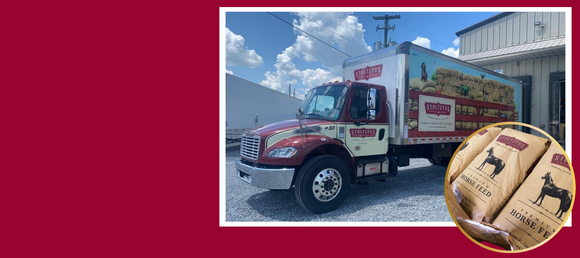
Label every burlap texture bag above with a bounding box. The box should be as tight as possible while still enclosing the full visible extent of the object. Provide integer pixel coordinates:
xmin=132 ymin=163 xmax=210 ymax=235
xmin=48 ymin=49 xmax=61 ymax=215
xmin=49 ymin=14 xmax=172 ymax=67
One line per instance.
xmin=451 ymin=128 xmax=549 ymax=223
xmin=492 ymin=143 xmax=573 ymax=250
xmin=447 ymin=127 xmax=502 ymax=184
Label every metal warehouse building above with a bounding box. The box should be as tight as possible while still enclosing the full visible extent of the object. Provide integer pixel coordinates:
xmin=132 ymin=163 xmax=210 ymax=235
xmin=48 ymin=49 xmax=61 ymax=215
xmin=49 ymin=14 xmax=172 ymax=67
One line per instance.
xmin=456 ymin=12 xmax=566 ymax=141
xmin=226 ymin=74 xmax=303 ymax=141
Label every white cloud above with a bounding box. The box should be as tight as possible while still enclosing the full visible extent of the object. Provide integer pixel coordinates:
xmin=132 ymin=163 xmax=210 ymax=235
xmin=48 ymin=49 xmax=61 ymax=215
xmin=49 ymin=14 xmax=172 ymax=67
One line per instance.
xmin=294 ymin=87 xmax=310 ymax=100
xmin=260 ymin=46 xmax=301 ymax=91
xmin=226 ymin=69 xmax=233 ymax=75
xmin=261 ymin=71 xmax=283 ymax=91
xmin=412 ymin=36 xmax=431 ymax=49
xmin=301 ymin=68 xmax=341 ymax=88
xmin=292 ymin=12 xmax=371 ymax=68
xmin=442 ymin=38 xmax=460 ymax=58
xmin=441 ymin=47 xmax=459 ymax=58
xmin=260 ymin=12 xmax=371 ymax=92
xmin=453 ymin=37 xmax=460 ymax=47
xmin=225 ymin=28 xmax=263 ymax=68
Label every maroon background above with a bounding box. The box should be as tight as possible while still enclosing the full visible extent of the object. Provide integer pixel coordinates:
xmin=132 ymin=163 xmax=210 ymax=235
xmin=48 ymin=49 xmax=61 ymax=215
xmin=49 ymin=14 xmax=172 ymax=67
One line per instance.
xmin=0 ymin=1 xmax=576 ymax=257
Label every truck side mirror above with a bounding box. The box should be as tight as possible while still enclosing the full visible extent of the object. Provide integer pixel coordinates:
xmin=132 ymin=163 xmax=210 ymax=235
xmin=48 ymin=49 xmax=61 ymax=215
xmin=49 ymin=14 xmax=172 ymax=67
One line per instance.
xmin=296 ymin=108 xmax=305 ymax=120
xmin=367 ymin=110 xmax=376 ymax=121
xmin=367 ymin=88 xmax=377 ymax=110
xmin=367 ymin=88 xmax=377 ymax=121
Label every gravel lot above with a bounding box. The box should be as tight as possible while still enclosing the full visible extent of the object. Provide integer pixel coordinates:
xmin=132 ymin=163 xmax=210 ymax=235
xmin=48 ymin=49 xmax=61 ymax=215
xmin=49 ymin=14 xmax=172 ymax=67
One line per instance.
xmin=225 ymin=145 xmax=453 ymax=222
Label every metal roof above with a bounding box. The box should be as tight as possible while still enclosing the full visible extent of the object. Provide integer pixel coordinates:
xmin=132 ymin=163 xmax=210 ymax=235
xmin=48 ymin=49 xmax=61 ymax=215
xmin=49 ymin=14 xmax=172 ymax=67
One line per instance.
xmin=456 ymin=12 xmax=514 ymax=36
xmin=458 ymin=37 xmax=565 ymax=66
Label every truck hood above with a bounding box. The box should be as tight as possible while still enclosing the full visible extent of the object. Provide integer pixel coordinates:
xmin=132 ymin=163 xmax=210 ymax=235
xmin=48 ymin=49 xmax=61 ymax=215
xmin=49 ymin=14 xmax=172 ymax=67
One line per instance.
xmin=246 ymin=119 xmax=332 ymax=138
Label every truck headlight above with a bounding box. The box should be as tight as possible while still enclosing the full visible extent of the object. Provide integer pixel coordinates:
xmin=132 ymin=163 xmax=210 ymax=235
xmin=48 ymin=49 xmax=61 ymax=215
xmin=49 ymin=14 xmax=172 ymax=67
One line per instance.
xmin=267 ymin=147 xmax=297 ymax=158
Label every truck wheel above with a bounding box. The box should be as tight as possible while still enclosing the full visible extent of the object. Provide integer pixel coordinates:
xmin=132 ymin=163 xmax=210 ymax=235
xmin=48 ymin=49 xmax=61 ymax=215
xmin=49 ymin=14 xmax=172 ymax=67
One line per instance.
xmin=428 ymin=157 xmax=451 ymax=166
xmin=294 ymin=155 xmax=351 ymax=214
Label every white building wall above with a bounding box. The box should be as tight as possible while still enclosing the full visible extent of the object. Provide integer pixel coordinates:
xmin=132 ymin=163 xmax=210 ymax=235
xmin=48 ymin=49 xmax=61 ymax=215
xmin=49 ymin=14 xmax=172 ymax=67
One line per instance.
xmin=226 ymin=74 xmax=303 ymax=132
xmin=460 ymin=12 xmax=565 ymax=55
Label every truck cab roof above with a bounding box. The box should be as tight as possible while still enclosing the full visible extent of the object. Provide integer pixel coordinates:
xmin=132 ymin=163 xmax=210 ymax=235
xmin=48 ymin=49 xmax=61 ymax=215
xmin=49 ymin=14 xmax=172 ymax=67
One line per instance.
xmin=315 ymin=81 xmax=384 ymax=89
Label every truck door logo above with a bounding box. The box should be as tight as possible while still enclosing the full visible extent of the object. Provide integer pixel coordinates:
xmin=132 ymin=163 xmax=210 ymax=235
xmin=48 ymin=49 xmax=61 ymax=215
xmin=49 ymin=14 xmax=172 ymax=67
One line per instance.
xmin=354 ymin=64 xmax=383 ymax=81
xmin=349 ymin=128 xmax=376 ymax=138
xmin=424 ymin=102 xmax=451 ymax=116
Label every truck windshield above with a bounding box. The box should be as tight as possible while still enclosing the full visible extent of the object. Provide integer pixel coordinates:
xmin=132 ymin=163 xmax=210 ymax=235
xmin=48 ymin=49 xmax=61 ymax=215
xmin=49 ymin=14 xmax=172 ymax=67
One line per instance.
xmin=301 ymin=85 xmax=349 ymax=121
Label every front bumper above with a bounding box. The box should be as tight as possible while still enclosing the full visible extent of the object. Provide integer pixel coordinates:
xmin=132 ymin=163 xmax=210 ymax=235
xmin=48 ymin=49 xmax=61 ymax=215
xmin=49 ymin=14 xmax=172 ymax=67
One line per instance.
xmin=235 ymin=160 xmax=295 ymax=190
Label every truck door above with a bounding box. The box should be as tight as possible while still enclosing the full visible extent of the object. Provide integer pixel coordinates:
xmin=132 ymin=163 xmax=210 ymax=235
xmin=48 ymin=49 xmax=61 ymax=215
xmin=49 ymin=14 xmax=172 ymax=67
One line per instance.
xmin=344 ymin=85 xmax=388 ymax=157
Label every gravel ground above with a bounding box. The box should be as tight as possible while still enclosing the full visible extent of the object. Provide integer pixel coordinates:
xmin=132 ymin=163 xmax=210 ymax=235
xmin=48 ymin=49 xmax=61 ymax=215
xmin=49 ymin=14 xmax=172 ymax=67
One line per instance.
xmin=225 ymin=146 xmax=453 ymax=222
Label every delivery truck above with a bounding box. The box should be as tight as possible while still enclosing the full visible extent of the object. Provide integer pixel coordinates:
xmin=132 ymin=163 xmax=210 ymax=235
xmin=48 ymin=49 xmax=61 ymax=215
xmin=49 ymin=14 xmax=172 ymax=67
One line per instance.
xmin=235 ymin=42 xmax=524 ymax=213
xmin=226 ymin=74 xmax=303 ymax=141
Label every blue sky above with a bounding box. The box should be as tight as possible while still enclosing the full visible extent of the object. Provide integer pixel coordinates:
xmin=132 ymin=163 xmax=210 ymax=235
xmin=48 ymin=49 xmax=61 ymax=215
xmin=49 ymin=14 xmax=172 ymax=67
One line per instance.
xmin=225 ymin=12 xmax=499 ymax=99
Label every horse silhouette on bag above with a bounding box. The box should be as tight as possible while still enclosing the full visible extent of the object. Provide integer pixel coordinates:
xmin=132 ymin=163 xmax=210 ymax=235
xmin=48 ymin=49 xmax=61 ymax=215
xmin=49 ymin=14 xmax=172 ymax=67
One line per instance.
xmin=476 ymin=147 xmax=505 ymax=179
xmin=533 ymin=172 xmax=573 ymax=219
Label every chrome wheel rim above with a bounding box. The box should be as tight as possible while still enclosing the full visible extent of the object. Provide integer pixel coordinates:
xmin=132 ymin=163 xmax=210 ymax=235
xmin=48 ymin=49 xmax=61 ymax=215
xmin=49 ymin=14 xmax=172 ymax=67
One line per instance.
xmin=312 ymin=168 xmax=342 ymax=202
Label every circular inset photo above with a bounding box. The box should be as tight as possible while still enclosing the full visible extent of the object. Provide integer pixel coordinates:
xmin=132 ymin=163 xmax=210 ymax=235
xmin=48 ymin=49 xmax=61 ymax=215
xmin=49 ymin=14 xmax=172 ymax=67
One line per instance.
xmin=445 ymin=122 xmax=575 ymax=252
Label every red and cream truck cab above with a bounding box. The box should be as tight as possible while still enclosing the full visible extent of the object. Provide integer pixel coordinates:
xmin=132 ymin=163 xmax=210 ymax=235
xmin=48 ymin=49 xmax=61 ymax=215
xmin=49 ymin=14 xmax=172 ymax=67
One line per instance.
xmin=236 ymin=42 xmax=524 ymax=213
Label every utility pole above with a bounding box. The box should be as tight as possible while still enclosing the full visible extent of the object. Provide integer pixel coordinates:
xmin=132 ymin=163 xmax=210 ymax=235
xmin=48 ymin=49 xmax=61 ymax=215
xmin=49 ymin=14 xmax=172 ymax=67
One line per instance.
xmin=373 ymin=14 xmax=400 ymax=48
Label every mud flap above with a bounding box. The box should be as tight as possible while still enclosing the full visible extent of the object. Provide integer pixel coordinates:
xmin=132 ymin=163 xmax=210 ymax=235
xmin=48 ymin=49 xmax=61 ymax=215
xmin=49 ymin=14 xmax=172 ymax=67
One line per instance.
xmin=388 ymin=156 xmax=398 ymax=177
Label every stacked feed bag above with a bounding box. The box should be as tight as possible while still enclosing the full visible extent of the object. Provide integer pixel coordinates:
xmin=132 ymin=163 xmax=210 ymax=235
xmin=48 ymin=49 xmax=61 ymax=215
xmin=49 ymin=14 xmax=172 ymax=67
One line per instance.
xmin=409 ymin=119 xmax=418 ymax=130
xmin=410 ymin=98 xmax=419 ymax=111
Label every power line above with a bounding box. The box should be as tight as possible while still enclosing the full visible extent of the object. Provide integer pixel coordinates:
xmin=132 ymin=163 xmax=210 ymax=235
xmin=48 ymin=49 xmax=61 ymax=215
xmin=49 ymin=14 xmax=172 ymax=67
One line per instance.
xmin=368 ymin=12 xmax=450 ymax=49
xmin=293 ymin=12 xmax=368 ymax=51
xmin=267 ymin=12 xmax=351 ymax=58
xmin=373 ymin=13 xmax=400 ymax=48
xmin=392 ymin=20 xmax=449 ymax=48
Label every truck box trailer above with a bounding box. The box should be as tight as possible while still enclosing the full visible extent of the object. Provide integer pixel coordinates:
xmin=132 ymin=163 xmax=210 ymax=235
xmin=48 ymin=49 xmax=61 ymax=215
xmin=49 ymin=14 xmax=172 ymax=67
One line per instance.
xmin=226 ymin=74 xmax=303 ymax=141
xmin=343 ymin=42 xmax=524 ymax=165
xmin=235 ymin=42 xmax=525 ymax=213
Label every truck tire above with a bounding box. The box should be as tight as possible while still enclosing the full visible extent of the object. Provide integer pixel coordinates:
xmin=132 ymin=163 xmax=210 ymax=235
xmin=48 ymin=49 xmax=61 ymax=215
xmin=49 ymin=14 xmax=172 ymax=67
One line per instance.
xmin=428 ymin=157 xmax=451 ymax=167
xmin=294 ymin=155 xmax=351 ymax=214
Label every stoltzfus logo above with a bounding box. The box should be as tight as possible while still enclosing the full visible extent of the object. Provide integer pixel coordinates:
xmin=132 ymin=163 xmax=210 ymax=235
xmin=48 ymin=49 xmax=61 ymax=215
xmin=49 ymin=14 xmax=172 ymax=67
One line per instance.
xmin=424 ymin=102 xmax=451 ymax=116
xmin=354 ymin=64 xmax=383 ymax=81
xmin=349 ymin=128 xmax=376 ymax=138
xmin=478 ymin=129 xmax=488 ymax=135
xmin=551 ymin=153 xmax=570 ymax=170
xmin=496 ymin=135 xmax=529 ymax=151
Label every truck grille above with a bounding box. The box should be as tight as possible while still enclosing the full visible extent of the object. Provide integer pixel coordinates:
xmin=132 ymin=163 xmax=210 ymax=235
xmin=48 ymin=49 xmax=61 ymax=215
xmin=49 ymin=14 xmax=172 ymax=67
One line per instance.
xmin=240 ymin=135 xmax=261 ymax=160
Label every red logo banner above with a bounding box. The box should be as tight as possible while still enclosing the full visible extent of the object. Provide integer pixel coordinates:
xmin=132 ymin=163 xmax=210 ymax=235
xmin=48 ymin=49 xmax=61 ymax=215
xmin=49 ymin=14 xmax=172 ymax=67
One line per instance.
xmin=354 ymin=64 xmax=383 ymax=81
xmin=424 ymin=102 xmax=451 ymax=116
xmin=478 ymin=129 xmax=488 ymax=135
xmin=496 ymin=135 xmax=529 ymax=151
xmin=350 ymin=128 xmax=376 ymax=138
xmin=551 ymin=153 xmax=570 ymax=170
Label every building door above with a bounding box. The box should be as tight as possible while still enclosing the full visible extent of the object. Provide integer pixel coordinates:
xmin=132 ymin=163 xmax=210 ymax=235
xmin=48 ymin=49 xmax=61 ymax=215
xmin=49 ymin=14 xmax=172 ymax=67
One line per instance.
xmin=559 ymin=80 xmax=565 ymax=140
xmin=549 ymin=72 xmax=566 ymax=146
xmin=513 ymin=75 xmax=532 ymax=133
